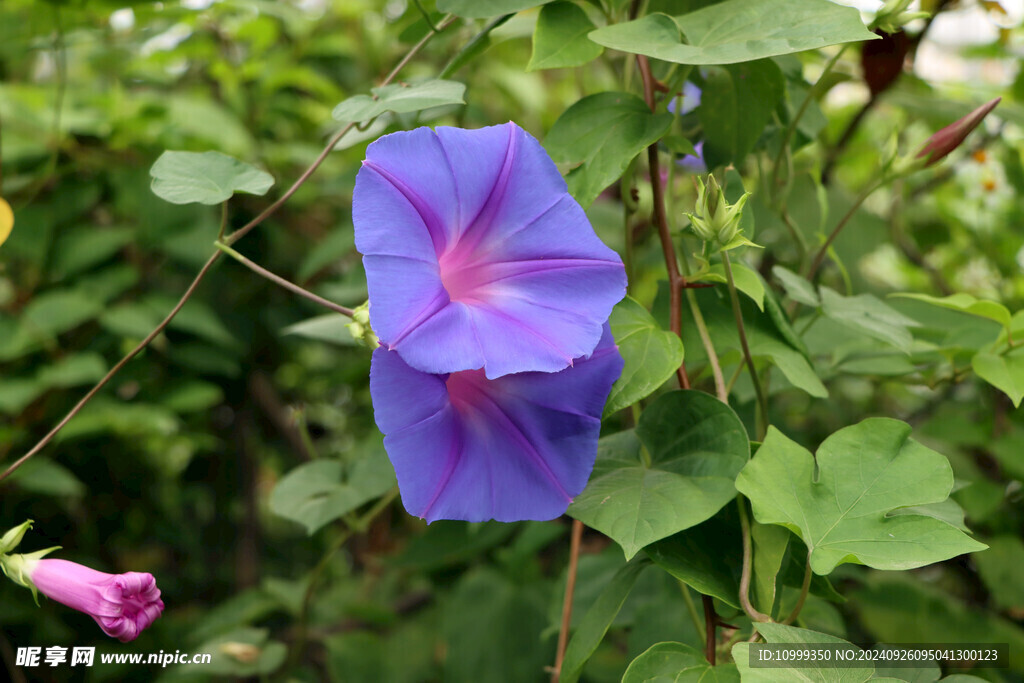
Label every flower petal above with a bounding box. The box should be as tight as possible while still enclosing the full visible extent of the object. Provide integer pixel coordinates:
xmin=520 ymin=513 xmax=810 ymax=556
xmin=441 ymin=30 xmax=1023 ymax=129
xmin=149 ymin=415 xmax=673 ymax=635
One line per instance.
xmin=370 ymin=325 xmax=623 ymax=522
xmin=358 ymin=126 xmax=459 ymax=253
xmin=355 ymin=123 xmax=626 ymax=378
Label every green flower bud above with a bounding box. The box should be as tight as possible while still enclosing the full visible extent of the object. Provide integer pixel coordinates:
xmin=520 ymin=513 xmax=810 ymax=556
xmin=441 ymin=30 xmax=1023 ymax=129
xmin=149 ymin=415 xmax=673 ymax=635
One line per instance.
xmin=346 ymin=301 xmax=380 ymax=349
xmin=685 ymin=174 xmax=754 ymax=252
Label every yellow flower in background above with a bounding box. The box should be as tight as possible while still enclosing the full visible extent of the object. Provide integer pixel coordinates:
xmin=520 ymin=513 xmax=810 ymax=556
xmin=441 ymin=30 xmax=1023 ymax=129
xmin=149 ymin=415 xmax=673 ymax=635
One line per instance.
xmin=0 ymin=197 xmax=12 ymax=248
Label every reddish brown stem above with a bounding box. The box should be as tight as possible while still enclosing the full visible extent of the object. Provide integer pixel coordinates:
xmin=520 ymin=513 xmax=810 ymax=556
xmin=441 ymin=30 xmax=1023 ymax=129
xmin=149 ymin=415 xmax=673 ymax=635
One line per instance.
xmin=551 ymin=519 xmax=584 ymax=683
xmin=637 ymin=54 xmax=690 ymax=389
xmin=703 ymin=594 xmax=717 ymax=665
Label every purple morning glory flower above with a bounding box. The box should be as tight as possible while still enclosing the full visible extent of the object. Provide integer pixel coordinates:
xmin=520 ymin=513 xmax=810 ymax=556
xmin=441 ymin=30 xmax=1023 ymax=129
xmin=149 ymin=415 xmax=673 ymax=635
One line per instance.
xmin=354 ymin=122 xmax=626 ymax=379
xmin=370 ymin=324 xmax=623 ymax=522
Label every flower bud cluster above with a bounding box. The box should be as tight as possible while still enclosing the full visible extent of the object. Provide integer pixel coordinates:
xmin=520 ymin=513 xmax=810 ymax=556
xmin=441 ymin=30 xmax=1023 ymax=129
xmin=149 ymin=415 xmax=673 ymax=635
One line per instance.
xmin=685 ymin=174 xmax=757 ymax=253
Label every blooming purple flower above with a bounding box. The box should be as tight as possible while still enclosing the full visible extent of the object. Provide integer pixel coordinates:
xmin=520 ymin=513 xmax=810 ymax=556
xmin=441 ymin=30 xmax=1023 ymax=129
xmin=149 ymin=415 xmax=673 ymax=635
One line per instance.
xmin=25 ymin=558 xmax=164 ymax=642
xmin=370 ymin=324 xmax=623 ymax=522
xmin=354 ymin=122 xmax=626 ymax=379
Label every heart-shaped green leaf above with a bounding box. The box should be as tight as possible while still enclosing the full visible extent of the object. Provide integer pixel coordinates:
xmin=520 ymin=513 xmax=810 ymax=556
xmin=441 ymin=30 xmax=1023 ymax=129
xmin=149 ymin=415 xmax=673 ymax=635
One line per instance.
xmin=736 ymin=418 xmax=987 ymax=575
xmin=150 ymin=151 xmax=274 ymax=205
xmin=570 ymin=390 xmax=749 ymax=559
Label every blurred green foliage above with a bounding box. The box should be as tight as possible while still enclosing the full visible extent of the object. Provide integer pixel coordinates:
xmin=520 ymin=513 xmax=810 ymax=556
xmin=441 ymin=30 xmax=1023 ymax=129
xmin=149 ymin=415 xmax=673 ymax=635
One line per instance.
xmin=0 ymin=0 xmax=1023 ymax=682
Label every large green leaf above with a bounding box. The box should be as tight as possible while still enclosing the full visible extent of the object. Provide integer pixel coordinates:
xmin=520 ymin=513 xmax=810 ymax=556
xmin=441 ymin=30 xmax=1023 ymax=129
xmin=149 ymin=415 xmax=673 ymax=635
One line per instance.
xmin=820 ymin=287 xmax=920 ymax=354
xmin=588 ymin=0 xmax=876 ymax=65
xmin=436 ymin=0 xmax=552 ymax=18
xmin=972 ymin=351 xmax=1024 ymax=407
xmin=623 ymin=642 xmax=739 ymax=683
xmin=732 ymin=623 xmax=874 ymax=683
xmin=332 ymin=79 xmax=466 ymax=123
xmin=545 ymin=92 xmax=672 ymax=208
xmin=269 ymin=452 xmax=396 ymax=535
xmin=150 ymin=151 xmax=274 ymax=205
xmin=736 ymin=419 xmax=986 ymax=575
xmin=698 ymin=59 xmax=784 ymax=169
xmin=559 ymin=557 xmax=650 ymax=683
xmin=527 ymin=2 xmax=602 ymax=71
xmin=604 ymin=296 xmax=684 ymax=416
xmin=569 ymin=390 xmax=749 ymax=559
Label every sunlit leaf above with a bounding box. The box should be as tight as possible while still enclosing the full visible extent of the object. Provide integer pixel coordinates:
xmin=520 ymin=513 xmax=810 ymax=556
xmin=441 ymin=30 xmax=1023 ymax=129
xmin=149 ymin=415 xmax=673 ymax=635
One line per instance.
xmin=589 ymin=0 xmax=877 ymax=65
xmin=736 ymin=419 xmax=987 ymax=575
xmin=332 ymin=79 xmax=466 ymax=123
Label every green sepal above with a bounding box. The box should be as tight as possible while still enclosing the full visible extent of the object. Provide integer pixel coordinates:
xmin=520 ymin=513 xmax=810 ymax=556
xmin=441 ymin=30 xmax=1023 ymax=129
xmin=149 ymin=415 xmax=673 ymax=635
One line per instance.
xmin=0 ymin=520 xmax=33 ymax=554
xmin=345 ymin=301 xmax=379 ymax=349
xmin=0 ymin=547 xmax=61 ymax=605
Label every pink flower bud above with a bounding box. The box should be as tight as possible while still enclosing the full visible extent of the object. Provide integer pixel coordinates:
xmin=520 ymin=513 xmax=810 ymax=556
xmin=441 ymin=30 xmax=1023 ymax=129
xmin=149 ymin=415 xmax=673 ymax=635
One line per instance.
xmin=26 ymin=558 xmax=164 ymax=642
xmin=916 ymin=97 xmax=1001 ymax=167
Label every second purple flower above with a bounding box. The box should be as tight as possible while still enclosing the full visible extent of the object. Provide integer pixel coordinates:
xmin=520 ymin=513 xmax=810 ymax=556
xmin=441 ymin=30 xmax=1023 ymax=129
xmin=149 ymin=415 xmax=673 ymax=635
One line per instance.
xmin=354 ymin=122 xmax=626 ymax=379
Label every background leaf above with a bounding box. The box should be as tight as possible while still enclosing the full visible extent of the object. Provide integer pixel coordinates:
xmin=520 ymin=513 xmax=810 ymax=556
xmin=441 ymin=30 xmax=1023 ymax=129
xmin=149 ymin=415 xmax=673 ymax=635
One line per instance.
xmin=150 ymin=151 xmax=274 ymax=205
xmin=332 ymin=79 xmax=466 ymax=123
xmin=269 ymin=453 xmax=396 ymax=535
xmin=699 ymin=60 xmax=785 ymax=169
xmin=971 ymin=351 xmax=1024 ymax=407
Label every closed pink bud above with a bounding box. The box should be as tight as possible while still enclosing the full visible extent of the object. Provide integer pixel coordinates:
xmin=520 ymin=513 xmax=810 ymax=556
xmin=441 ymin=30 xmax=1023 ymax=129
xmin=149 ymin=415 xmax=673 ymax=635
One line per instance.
xmin=916 ymin=97 xmax=1001 ymax=167
xmin=26 ymin=558 xmax=164 ymax=642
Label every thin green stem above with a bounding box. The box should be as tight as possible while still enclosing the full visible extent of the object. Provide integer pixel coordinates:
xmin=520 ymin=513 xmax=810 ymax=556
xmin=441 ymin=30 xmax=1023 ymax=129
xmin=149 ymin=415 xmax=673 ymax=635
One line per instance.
xmin=685 ymin=288 xmax=728 ymax=402
xmin=805 ymin=177 xmax=885 ymax=280
xmin=217 ymin=202 xmax=228 ymax=241
xmin=721 ymin=252 xmax=768 ymax=439
xmin=412 ymin=0 xmax=439 ymax=32
xmin=783 ymin=553 xmax=813 ymax=625
xmin=737 ymin=496 xmax=772 ymax=624
xmin=770 ymin=46 xmax=848 ymax=196
xmin=679 ymin=581 xmax=706 ymax=645
xmin=215 ymin=241 xmax=355 ymax=317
